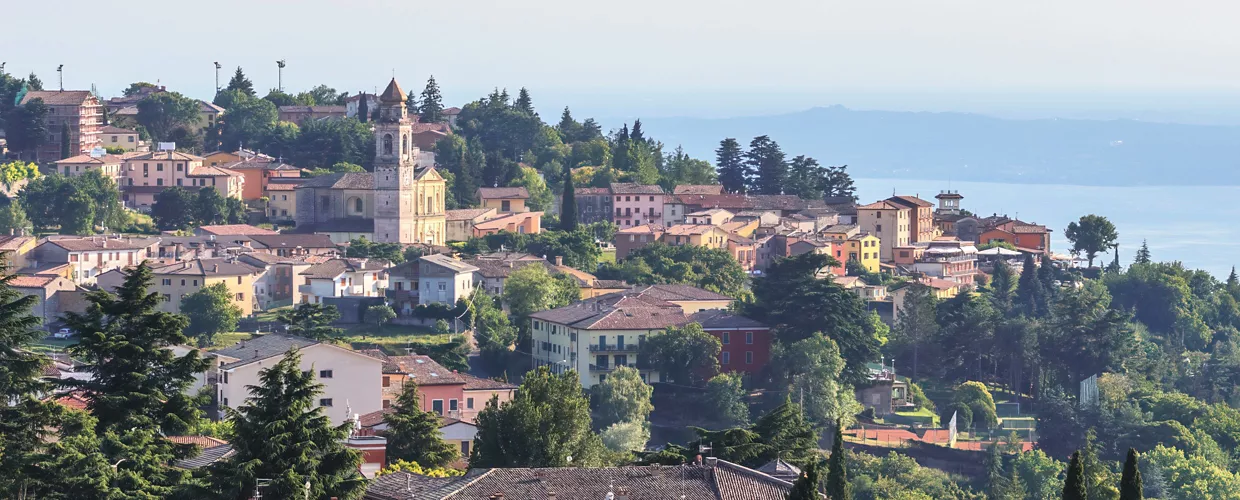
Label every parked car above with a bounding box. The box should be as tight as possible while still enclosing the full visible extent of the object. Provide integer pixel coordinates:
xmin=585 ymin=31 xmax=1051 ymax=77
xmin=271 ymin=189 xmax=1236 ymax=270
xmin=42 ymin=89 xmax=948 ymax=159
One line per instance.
xmin=52 ymin=328 xmax=74 ymax=339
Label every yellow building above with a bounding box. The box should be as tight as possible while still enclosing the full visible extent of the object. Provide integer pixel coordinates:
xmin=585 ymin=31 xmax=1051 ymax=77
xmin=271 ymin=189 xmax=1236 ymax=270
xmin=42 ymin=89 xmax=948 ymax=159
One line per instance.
xmin=203 ymin=149 xmax=274 ymax=167
xmin=99 ymin=125 xmax=141 ymax=152
xmin=477 ymin=187 xmax=530 ymax=213
xmin=55 ymin=154 xmax=124 ymax=180
xmin=661 ymin=224 xmax=730 ymax=250
xmin=265 ymin=182 xmax=298 ymax=222
xmin=150 ymin=259 xmax=260 ymax=316
xmin=844 ymin=232 xmax=881 ymax=273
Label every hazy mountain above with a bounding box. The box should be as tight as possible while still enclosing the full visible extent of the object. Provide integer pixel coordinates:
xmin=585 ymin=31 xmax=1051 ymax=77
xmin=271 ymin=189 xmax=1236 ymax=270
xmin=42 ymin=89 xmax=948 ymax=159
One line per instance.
xmin=639 ymin=106 xmax=1240 ymax=186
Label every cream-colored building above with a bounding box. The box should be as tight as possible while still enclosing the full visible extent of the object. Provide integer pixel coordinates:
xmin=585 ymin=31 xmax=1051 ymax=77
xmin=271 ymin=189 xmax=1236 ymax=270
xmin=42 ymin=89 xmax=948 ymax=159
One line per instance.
xmin=120 ymin=151 xmax=244 ymax=208
xmin=150 ymin=259 xmax=262 ymax=317
xmin=477 ymin=187 xmax=529 ymax=213
xmin=293 ymin=79 xmax=446 ymax=245
xmin=211 ymin=333 xmax=384 ymax=424
xmin=99 ymin=125 xmax=142 ymax=152
xmin=298 ymin=258 xmax=389 ymax=305
xmin=30 ymin=237 xmax=159 ymax=285
xmin=857 ymin=200 xmax=911 ymax=262
xmin=55 ymin=154 xmax=124 ymax=180
xmin=265 ymin=181 xmax=298 ymax=222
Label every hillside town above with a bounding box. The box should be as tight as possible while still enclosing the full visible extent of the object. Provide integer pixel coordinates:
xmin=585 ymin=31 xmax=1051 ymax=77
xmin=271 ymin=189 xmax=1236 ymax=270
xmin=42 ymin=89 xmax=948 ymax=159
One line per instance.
xmin=0 ymin=67 xmax=1225 ymax=499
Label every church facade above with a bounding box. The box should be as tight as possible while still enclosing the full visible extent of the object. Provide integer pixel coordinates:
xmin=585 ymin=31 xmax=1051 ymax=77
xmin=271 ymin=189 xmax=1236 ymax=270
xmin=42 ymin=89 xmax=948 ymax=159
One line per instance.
xmin=294 ymin=79 xmax=446 ymax=244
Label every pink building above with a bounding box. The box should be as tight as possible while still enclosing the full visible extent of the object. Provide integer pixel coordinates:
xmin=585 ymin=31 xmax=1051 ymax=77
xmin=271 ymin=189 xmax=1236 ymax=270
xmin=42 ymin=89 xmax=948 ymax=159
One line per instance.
xmin=611 ymin=183 xmax=666 ymax=228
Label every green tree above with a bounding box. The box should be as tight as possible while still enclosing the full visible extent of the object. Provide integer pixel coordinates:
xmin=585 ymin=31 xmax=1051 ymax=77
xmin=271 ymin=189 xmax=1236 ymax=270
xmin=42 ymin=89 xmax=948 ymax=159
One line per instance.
xmin=277 ymin=303 xmax=343 ymax=340
xmin=891 ymin=283 xmax=940 ymax=380
xmin=773 ymin=333 xmax=862 ymax=427
xmin=0 ymin=200 xmax=31 ymax=235
xmin=599 ymin=420 xmax=650 ymax=453
xmin=226 ymin=66 xmax=255 ymax=96
xmin=194 ymin=187 xmax=227 ymax=226
xmin=514 ymin=87 xmax=534 ymax=115
xmin=716 ymin=138 xmax=748 ymax=193
xmin=592 ymin=366 xmax=654 ymax=428
xmin=1066 ymin=214 xmax=1119 ymax=267
xmin=151 ymin=186 xmax=196 ymax=230
xmin=289 ymin=118 xmax=374 ymax=170
xmin=745 ymin=135 xmax=787 ymax=195
xmin=123 ymin=82 xmax=159 ymax=96
xmin=346 ymin=236 xmax=405 ymax=264
xmin=382 ymin=382 xmax=459 ymax=468
xmin=181 ymin=282 xmax=242 ymax=347
xmin=136 ymin=91 xmax=201 ymax=142
xmin=988 ymin=259 xmax=1017 ymax=312
xmin=218 ymin=92 xmax=277 ymax=153
xmin=826 ymin=419 xmax=850 ymax=500
xmin=705 ymin=372 xmax=750 ymax=426
xmin=786 ymin=155 xmax=823 ymax=199
xmin=596 ymin=242 xmax=750 ymax=299
xmin=60 ymin=122 xmax=71 ymax=159
xmin=786 ymin=459 xmax=822 ymax=500
xmin=560 ymin=162 xmax=578 ymax=231
xmin=1081 ymin=430 xmax=1120 ymax=500
xmin=662 ymin=145 xmax=716 ymax=187
xmin=822 ymin=165 xmax=857 ymax=200
xmin=641 ymin=322 xmax=721 ymax=386
xmin=1133 ymin=240 xmax=1152 ymax=266
xmin=198 ymin=349 xmax=364 ymax=500
xmin=511 ymin=165 xmax=553 ymax=211
xmin=1064 ymin=451 xmax=1087 ymax=500
xmin=752 ymin=398 xmax=819 ymax=466
xmin=1013 ymin=449 xmax=1066 ymax=500
xmin=1017 ymin=253 xmax=1048 ymax=317
xmin=1120 ymin=448 xmax=1143 ymax=500
xmin=953 ymin=382 xmax=999 ymax=431
xmin=4 ymin=98 xmax=49 ymax=160
xmin=556 ymin=107 xmax=582 ymax=142
xmin=365 ymin=304 xmax=396 ymax=328
xmin=59 ymin=265 xmax=207 ymax=497
xmin=418 ymin=76 xmax=445 ymax=123
xmin=502 ymin=264 xmax=580 ymax=326
xmin=470 ymin=366 xmax=605 ymax=467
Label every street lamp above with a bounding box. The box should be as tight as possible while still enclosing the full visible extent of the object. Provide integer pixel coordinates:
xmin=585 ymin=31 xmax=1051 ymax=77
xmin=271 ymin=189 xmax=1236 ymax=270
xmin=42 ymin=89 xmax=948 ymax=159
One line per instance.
xmin=214 ymin=62 xmax=222 ymax=91
xmin=276 ymin=60 xmax=286 ymax=92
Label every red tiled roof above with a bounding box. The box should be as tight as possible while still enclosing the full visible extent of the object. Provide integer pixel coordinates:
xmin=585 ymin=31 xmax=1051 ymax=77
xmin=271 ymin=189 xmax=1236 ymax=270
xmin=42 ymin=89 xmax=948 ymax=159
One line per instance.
xmin=21 ymin=90 xmax=95 ymax=106
xmin=859 ymin=200 xmax=906 ymax=211
xmin=886 ymin=195 xmax=935 ymax=208
xmin=674 ymin=185 xmax=725 ymax=195
xmin=167 ymin=435 xmax=229 ymax=447
xmin=9 ymin=275 xmax=57 ymax=288
xmin=382 ymin=355 xmax=465 ymax=385
xmin=477 ymin=186 xmax=530 ymax=199
xmin=611 ymin=182 xmax=665 ymax=195
xmin=197 ymin=224 xmax=278 ymax=236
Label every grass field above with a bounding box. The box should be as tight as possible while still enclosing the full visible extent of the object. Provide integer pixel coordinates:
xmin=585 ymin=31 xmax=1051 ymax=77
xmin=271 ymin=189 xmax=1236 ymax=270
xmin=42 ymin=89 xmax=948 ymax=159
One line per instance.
xmin=599 ymin=249 xmax=616 ymax=264
xmin=333 ymin=323 xmax=455 ymax=353
xmin=893 ymin=406 xmax=940 ymax=426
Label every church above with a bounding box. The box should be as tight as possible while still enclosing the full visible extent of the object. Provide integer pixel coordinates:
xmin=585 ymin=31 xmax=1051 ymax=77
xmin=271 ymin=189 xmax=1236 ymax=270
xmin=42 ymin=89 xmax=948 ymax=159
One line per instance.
xmin=293 ymin=79 xmax=447 ymax=244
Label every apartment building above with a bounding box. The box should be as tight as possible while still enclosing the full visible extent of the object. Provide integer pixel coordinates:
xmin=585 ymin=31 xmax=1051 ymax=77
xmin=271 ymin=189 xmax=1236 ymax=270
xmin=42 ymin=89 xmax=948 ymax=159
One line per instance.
xmin=298 ymin=258 xmax=389 ymax=304
xmin=19 ymin=90 xmax=103 ymax=162
xmin=149 ymin=258 xmax=262 ymax=316
xmin=610 ymin=183 xmax=665 ymax=227
xmin=31 ymin=237 xmax=159 ymax=285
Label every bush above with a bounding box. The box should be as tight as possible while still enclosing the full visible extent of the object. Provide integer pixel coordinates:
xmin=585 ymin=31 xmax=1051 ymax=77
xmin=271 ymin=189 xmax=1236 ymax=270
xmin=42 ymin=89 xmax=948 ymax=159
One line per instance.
xmin=941 ymin=403 xmax=973 ymax=430
xmin=908 ymin=382 xmax=935 ymax=412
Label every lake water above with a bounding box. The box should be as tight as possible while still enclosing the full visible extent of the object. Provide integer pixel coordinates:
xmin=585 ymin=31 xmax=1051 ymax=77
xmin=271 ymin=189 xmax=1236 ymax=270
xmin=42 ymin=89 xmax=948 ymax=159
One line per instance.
xmin=855 ymin=178 xmax=1240 ymax=279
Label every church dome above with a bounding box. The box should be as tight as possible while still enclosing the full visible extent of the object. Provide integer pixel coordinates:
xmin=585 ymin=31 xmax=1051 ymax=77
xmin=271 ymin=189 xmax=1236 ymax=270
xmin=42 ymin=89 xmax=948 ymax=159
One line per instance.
xmin=379 ymin=78 xmax=406 ymax=103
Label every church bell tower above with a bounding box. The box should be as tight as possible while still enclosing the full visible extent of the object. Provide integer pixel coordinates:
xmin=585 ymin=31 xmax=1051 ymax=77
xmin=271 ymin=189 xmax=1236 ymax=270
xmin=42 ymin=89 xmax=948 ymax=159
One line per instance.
xmin=372 ymin=78 xmax=419 ymax=243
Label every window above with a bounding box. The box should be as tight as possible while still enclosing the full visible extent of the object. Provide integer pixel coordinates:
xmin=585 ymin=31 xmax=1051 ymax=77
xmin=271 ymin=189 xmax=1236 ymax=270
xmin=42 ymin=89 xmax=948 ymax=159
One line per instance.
xmin=223 ymin=372 xmax=229 ymax=384
xmin=161 ymin=294 xmax=171 ymax=302
xmin=383 ymin=400 xmax=391 ymax=409
xmin=156 ymin=178 xmax=163 ymax=186
xmin=156 ymin=163 xmax=164 ymax=171
xmin=193 ymin=280 xmax=198 ymax=286
xmin=237 ymin=276 xmax=243 ymax=284
xmin=649 ymin=196 xmax=654 ymax=202
xmin=382 ymin=376 xmax=391 ymax=387
xmin=722 ymin=352 xmax=731 ymax=364
xmin=721 ymin=332 xmax=730 ymax=344
xmin=180 ymin=279 xmax=186 ymax=286
xmin=383 ymin=134 xmax=393 ymax=155
xmin=501 ymin=200 xmax=511 ymax=211
xmin=128 ymin=136 xmax=134 ymax=143
xmin=449 ymin=399 xmax=458 ymax=411
xmin=176 ymin=163 xmax=183 ymax=171
xmin=438 ymin=283 xmax=446 ymax=291
xmin=161 ymin=278 xmax=172 ymax=286
xmin=223 ymin=398 xmax=228 ymax=406
xmin=319 ymin=398 xmax=333 ymax=407
xmin=467 ymin=397 xmax=474 ymax=409
xmin=746 ymin=332 xmax=754 ymax=344
xmin=746 ymin=351 xmax=754 ymax=364
xmin=111 ymin=135 xmax=117 ymax=143
xmin=319 ymin=370 xmax=333 ymax=378
xmin=461 ymin=441 xmax=470 ymax=457
xmin=235 ymin=293 xmax=244 ymax=301
xmin=282 ymin=195 xmax=287 ymax=201
xmin=432 ymin=399 xmax=444 ymax=415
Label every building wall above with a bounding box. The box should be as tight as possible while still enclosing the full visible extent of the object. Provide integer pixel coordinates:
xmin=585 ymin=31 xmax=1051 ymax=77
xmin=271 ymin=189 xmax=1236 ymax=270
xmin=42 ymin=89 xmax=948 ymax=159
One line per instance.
xmin=101 ymin=131 xmax=140 ymax=151
xmin=153 ymin=272 xmax=256 ymax=316
xmin=418 ymin=266 xmax=475 ymax=306
xmin=481 ymin=198 xmax=527 ymax=213
xmin=858 ymin=208 xmax=909 ymax=261
xmin=530 ymin=320 xmax=662 ymax=388
xmin=461 ymin=388 xmax=513 ymax=422
xmin=266 ymin=189 xmax=297 ymax=221
xmin=710 ymin=327 xmax=773 ymax=375
xmin=613 ymin=193 xmax=664 ymax=228
xmin=574 ymin=193 xmax=613 ymax=225
xmin=35 ymin=243 xmax=154 ymax=285
xmin=57 ymin=160 xmax=122 ymax=179
xmin=614 ymin=231 xmax=660 ymax=261
xmin=218 ymin=344 xmax=382 ymax=424
xmin=36 ymin=97 xmax=103 ymax=162
xmin=844 ymin=235 xmax=882 ymax=273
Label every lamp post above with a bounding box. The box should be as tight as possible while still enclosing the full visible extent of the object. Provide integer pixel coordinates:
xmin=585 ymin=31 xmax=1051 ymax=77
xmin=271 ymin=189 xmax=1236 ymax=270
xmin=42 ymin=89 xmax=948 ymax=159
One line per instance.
xmin=276 ymin=60 xmax=286 ymax=92
xmin=56 ymin=64 xmax=63 ymax=91
xmin=214 ymin=62 xmax=221 ymax=91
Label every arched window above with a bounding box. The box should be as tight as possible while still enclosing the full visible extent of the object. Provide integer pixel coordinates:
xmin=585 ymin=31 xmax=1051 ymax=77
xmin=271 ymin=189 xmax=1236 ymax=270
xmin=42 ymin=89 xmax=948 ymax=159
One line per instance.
xmin=401 ymin=135 xmax=408 ymax=156
xmin=354 ymin=198 xmax=363 ymax=214
xmin=346 ymin=197 xmax=363 ymax=216
xmin=382 ymin=134 xmax=393 ymax=155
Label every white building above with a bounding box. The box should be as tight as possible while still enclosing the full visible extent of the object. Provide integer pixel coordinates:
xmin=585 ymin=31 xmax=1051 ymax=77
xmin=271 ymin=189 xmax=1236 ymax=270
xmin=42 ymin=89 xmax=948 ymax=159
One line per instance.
xmin=30 ymin=237 xmax=160 ymax=285
xmin=298 ymin=258 xmax=389 ymax=304
xmin=417 ymin=254 xmax=478 ymax=306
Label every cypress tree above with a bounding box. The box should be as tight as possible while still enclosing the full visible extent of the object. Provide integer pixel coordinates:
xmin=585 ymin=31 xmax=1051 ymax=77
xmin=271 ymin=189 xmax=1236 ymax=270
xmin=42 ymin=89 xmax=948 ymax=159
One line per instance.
xmin=357 ymin=93 xmax=369 ymax=123
xmin=1016 ymin=253 xmax=1045 ymax=317
xmin=1064 ymin=451 xmax=1087 ymax=500
xmin=786 ymin=459 xmax=822 ymax=500
xmin=560 ymin=162 xmax=578 ymax=231
xmin=716 ymin=138 xmax=747 ymax=194
xmin=1133 ymin=240 xmax=1151 ymax=265
xmin=612 ymin=124 xmax=631 ymax=172
xmin=630 ymin=118 xmax=645 ymax=144
xmin=1120 ymin=448 xmax=1142 ymax=500
xmin=825 ymin=419 xmax=850 ymax=500
xmin=60 ymin=122 xmax=71 ymax=159
xmin=198 ymin=349 xmax=364 ymax=500
xmin=226 ymin=67 xmax=254 ymax=96
xmin=514 ymin=87 xmax=534 ymax=115
xmin=746 ymin=135 xmax=787 ymax=195
xmin=382 ymin=382 xmax=459 ymax=468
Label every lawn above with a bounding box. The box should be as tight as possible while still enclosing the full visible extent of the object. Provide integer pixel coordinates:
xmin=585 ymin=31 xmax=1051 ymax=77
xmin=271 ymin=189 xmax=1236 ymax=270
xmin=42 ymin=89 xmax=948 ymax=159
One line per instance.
xmin=333 ymin=323 xmax=456 ymax=353
xmin=31 ymin=337 xmax=76 ymax=353
xmin=892 ymin=406 xmax=940 ymax=427
xmin=253 ymin=306 xmax=293 ymax=323
xmin=211 ymin=332 xmax=256 ymax=348
xmin=599 ymin=249 xmax=616 ymax=264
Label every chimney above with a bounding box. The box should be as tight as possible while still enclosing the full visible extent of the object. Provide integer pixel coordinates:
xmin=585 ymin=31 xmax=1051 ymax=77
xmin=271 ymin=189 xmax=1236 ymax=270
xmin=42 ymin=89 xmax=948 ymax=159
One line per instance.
xmin=547 ymin=493 xmax=556 ymax=500
xmin=616 ymin=487 xmax=630 ymax=500
xmin=705 ymin=457 xmax=718 ymax=467
xmin=212 ymin=264 xmax=219 ymax=272
xmin=555 ymin=256 xmax=563 ymax=267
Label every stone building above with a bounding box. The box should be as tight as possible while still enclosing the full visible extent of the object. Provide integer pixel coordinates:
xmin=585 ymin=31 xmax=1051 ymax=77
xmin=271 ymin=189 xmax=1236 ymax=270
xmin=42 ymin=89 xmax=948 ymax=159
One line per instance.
xmin=294 ymin=79 xmax=446 ymax=244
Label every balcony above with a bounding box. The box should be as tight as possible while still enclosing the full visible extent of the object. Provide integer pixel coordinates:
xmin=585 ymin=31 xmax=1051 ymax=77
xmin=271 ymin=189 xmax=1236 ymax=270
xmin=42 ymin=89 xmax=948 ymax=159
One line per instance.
xmin=590 ymin=363 xmax=633 ymax=373
xmin=589 ymin=343 xmax=640 ymax=352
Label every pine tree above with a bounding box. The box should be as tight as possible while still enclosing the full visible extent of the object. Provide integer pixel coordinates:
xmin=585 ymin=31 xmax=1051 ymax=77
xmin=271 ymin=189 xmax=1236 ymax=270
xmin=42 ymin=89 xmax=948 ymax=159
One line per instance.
xmin=716 ymin=138 xmax=747 ymax=194
xmin=1228 ymin=267 xmax=1240 ymax=299
xmin=1063 ymin=451 xmax=1087 ymax=500
xmin=560 ymin=162 xmax=578 ymax=231
xmin=630 ymin=119 xmax=645 ymax=144
xmin=825 ymin=419 xmax=850 ymax=500
xmin=276 ymin=302 xmax=343 ymax=340
xmin=1120 ymin=448 xmax=1143 ymax=500
xmin=226 ymin=67 xmax=254 ymax=96
xmin=419 ymin=76 xmax=444 ymax=123
xmin=1082 ymin=430 xmax=1120 ymax=500
xmin=1038 ymin=254 xmax=1057 ymax=299
xmin=514 ymin=87 xmax=534 ymax=115
xmin=745 ymin=135 xmax=787 ymax=195
xmin=1133 ymin=240 xmax=1151 ymax=265
xmin=612 ymin=124 xmax=632 ymax=172
xmin=27 ymin=72 xmax=43 ymax=91
xmin=1016 ymin=253 xmax=1046 ymax=317
xmin=58 ymin=264 xmax=207 ymax=497
xmin=557 ymin=107 xmax=581 ymax=143
xmin=357 ymin=93 xmax=369 ymax=123
xmin=60 ymin=122 xmax=71 ymax=159
xmin=786 ymin=459 xmax=822 ymax=500
xmin=989 ymin=259 xmax=1016 ymax=312
xmin=383 ymin=382 xmax=459 ymax=468
xmin=198 ymin=349 xmax=364 ymax=500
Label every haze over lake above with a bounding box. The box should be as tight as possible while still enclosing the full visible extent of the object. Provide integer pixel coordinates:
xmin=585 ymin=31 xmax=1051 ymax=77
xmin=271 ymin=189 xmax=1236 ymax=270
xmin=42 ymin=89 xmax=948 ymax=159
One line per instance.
xmin=855 ymin=179 xmax=1238 ymax=278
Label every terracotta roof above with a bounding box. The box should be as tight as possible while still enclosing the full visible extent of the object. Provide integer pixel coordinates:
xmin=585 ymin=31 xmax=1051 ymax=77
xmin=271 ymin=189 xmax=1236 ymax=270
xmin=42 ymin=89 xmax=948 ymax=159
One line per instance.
xmin=665 ymin=224 xmax=724 ymax=236
xmin=166 ymin=435 xmax=229 ymax=448
xmin=574 ymin=187 xmax=611 ymax=196
xmin=678 ymin=194 xmax=827 ymax=212
xmin=618 ymin=223 xmax=665 ymax=235
xmin=9 ymin=275 xmax=57 ymax=288
xmin=674 ymin=185 xmax=725 ymax=195
xmin=265 ymin=182 xmax=298 ymax=191
xmin=384 ymin=355 xmax=465 ymax=385
xmin=634 ymin=284 xmax=732 ymax=302
xmin=297 ymin=172 xmax=374 ymax=190
xmin=461 ymin=373 xmax=517 ymax=391
xmin=197 ymin=224 xmax=277 ymax=236
xmin=611 ymin=182 xmax=665 ymax=195
xmin=100 ymin=125 xmax=136 ymax=134
xmin=858 ymin=200 xmax=906 ymax=211
xmin=151 ymin=259 xmax=259 ymax=277
xmin=379 ymin=79 xmax=406 ymax=103
xmin=1013 ymin=224 xmax=1049 ymax=234
xmin=529 ymin=285 xmax=743 ymax=331
xmin=278 ymin=105 xmax=346 ymax=114
xmin=366 ymin=461 xmax=795 ymax=500
xmin=42 ymin=237 xmax=157 ymax=252
xmin=220 ymin=159 xmax=301 ymax=171
xmin=213 ymin=333 xmax=320 ymax=370
xmin=49 ymin=392 xmax=91 ymax=411
xmin=0 ymin=235 xmax=34 ymax=252
xmin=21 ymin=90 xmax=95 ymax=106
xmin=291 ymin=218 xmax=376 ymax=234
xmin=301 ymin=258 xmax=388 ymax=279
xmin=125 ymin=150 xmax=204 ymax=162
xmin=473 ymin=212 xmax=542 ymax=231
xmin=445 ymin=208 xmax=495 ymax=221
xmin=886 ymin=195 xmax=935 ymax=208
xmin=384 ymin=260 xmax=421 ymax=279
xmin=690 ymin=309 xmax=768 ymax=329
xmin=56 ymin=154 xmax=124 ymax=165
xmin=442 ymin=106 xmax=461 ymax=115
xmin=188 ymin=165 xmax=240 ymax=177
xmin=248 ymin=234 xmax=338 ymax=250
xmin=477 ymin=186 xmax=529 ymax=199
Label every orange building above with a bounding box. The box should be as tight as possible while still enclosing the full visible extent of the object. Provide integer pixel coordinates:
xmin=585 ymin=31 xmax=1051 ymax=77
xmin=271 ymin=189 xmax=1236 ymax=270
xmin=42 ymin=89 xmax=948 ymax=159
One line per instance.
xmin=886 ymin=195 xmax=937 ymax=243
xmin=218 ymin=158 xmax=303 ymax=200
xmin=980 ymin=223 xmax=1052 ymax=253
xmin=471 ymin=211 xmax=543 ymax=237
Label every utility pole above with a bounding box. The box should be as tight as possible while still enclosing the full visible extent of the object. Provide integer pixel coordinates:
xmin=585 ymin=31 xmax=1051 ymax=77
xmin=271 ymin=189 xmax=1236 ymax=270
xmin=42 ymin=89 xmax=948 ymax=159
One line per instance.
xmin=56 ymin=64 xmax=63 ymax=91
xmin=214 ymin=62 xmax=222 ymax=91
xmin=276 ymin=60 xmax=286 ymax=92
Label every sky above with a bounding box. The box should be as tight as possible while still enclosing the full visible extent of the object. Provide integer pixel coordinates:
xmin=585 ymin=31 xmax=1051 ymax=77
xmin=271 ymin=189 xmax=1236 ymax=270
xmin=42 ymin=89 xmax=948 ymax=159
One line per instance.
xmin=6 ymin=0 xmax=1240 ymax=121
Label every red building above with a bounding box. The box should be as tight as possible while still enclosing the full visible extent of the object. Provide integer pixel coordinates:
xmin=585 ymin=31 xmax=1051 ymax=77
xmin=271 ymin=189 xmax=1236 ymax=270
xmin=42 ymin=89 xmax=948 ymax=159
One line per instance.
xmin=695 ymin=310 xmax=773 ymax=375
